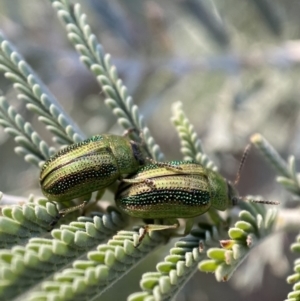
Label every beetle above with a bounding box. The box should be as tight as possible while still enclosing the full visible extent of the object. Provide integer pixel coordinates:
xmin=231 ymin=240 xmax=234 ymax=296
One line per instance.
xmin=115 ymin=160 xmax=278 ymax=245
xmin=40 ymin=134 xmax=148 ymax=203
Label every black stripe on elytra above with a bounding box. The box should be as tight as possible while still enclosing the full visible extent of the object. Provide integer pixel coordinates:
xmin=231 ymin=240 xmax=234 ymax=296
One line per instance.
xmin=118 ymin=188 xmax=210 ymax=207
xmin=41 ymin=147 xmax=112 ymax=186
xmin=40 ymin=135 xmax=104 ymax=173
xmin=46 ymin=163 xmax=117 ymax=195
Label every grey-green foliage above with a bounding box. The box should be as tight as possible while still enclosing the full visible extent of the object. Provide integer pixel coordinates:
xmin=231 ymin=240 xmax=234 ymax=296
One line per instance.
xmin=199 ymin=203 xmax=277 ymax=281
xmin=29 ymin=230 xmax=165 ymax=301
xmin=0 ymin=1 xmax=165 ymax=299
xmin=0 ymin=1 xmax=296 ymax=301
xmin=0 ymin=197 xmax=59 ymax=249
xmin=251 ymin=133 xmax=300 ymax=196
xmin=0 ymin=203 xmax=126 ymax=301
xmin=128 ymin=227 xmax=220 ymax=301
xmin=50 ymin=0 xmax=163 ymax=161
xmin=0 ymin=32 xmax=84 ymax=146
xmin=286 ymin=235 xmax=300 ymax=301
xmin=128 ymin=196 xmax=278 ymax=300
xmin=0 ymin=96 xmax=55 ymax=166
xmin=250 ymin=134 xmax=300 ymax=300
xmin=171 ymin=101 xmax=217 ymax=171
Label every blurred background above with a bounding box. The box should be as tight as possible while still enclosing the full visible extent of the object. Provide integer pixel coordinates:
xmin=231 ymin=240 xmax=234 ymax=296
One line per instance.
xmin=0 ymin=0 xmax=299 ymax=300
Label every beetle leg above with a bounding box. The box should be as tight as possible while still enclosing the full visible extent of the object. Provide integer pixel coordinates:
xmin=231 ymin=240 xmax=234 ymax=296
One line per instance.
xmin=48 ymin=201 xmax=63 ymax=229
xmin=49 ymin=201 xmax=87 ymax=229
xmin=121 ymin=178 xmax=156 ymax=188
xmin=134 ymin=219 xmax=196 ymax=248
xmin=136 ymin=223 xmax=179 ymax=247
xmin=183 ymin=218 xmax=194 ymax=235
xmin=165 ymin=221 xmax=194 ymax=239
xmin=59 ymin=201 xmax=87 ymax=216
xmin=95 ymin=189 xmax=106 ymax=201
xmin=146 ymin=158 xmax=184 ymax=172
xmin=49 ymin=214 xmax=61 ymax=229
xmin=80 ymin=191 xmax=104 ymax=215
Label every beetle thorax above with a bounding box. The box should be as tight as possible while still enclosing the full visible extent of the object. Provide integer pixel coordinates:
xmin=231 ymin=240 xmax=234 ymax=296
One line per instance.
xmin=109 ymin=137 xmax=146 ymax=174
xmin=207 ymin=169 xmax=232 ymax=211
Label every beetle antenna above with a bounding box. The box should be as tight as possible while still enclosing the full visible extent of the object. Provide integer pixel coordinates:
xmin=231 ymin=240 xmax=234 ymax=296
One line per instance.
xmin=234 ymin=144 xmax=251 ymax=186
xmin=58 ymin=201 xmax=87 ymax=215
xmin=232 ymin=197 xmax=279 ymax=206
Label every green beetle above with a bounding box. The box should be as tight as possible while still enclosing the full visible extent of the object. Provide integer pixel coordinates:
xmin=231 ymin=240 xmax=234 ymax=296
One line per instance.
xmin=40 ymin=134 xmax=148 ymax=203
xmin=116 ymin=161 xmax=236 ymax=218
xmin=116 ymin=160 xmax=277 ymax=245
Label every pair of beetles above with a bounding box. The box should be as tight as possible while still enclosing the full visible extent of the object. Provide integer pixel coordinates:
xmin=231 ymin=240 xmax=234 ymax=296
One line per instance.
xmin=40 ymin=134 xmax=275 ymax=244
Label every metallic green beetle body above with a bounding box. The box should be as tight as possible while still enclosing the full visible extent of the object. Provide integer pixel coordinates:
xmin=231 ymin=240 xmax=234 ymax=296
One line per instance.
xmin=40 ymin=134 xmax=147 ymax=202
xmin=115 ymin=161 xmax=238 ymax=219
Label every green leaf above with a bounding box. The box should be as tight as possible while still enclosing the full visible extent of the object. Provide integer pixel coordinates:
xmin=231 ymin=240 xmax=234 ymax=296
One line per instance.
xmin=198 ymin=260 xmax=219 ymax=272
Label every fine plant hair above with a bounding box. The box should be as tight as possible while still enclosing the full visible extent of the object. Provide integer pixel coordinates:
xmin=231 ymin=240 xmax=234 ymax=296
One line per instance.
xmin=0 ymin=1 xmax=299 ymax=301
